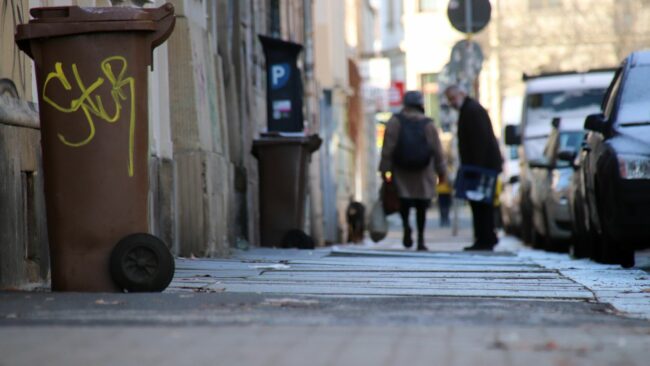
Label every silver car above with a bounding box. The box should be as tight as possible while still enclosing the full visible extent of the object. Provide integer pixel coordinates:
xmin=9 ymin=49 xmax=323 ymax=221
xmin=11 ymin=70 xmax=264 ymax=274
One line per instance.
xmin=529 ymin=118 xmax=585 ymax=251
xmin=500 ymin=145 xmax=521 ymax=235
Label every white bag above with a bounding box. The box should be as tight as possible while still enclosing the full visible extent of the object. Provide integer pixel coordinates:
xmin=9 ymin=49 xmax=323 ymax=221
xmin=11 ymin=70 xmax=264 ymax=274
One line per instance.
xmin=368 ymin=200 xmax=388 ymax=242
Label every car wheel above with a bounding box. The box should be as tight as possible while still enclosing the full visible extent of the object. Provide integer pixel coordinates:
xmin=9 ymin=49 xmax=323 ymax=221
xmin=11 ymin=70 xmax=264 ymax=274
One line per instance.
xmin=543 ymin=208 xmax=566 ymax=253
xmin=596 ymin=179 xmax=635 ymax=268
xmin=570 ymin=234 xmax=588 ymax=259
xmin=110 ymin=233 xmax=175 ymax=292
xmin=618 ymin=248 xmax=635 ymax=269
xmin=599 ymin=226 xmax=635 ymax=268
xmin=521 ymin=218 xmax=532 ymax=244
xmin=571 ymin=195 xmax=590 ymax=259
xmin=520 ymin=195 xmax=533 ymax=245
xmin=589 ymin=232 xmax=604 ymax=263
xmin=597 ymin=229 xmax=618 ymax=265
xmin=531 ymin=224 xmax=545 ymax=250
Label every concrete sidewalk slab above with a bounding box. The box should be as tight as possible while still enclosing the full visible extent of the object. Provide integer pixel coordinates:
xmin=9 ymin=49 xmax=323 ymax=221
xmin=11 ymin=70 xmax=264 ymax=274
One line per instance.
xmin=2 ymin=325 xmax=649 ymax=366
xmin=170 ymin=247 xmax=595 ymax=301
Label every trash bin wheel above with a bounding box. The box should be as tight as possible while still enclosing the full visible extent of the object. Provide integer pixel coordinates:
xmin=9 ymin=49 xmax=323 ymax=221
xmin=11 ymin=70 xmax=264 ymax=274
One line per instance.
xmin=110 ymin=233 xmax=175 ymax=292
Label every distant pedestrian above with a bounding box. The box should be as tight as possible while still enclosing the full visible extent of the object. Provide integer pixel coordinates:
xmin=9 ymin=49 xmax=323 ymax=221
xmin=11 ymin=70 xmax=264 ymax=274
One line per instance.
xmin=436 ymin=180 xmax=452 ymax=227
xmin=445 ymin=85 xmax=503 ymax=251
xmin=379 ymin=91 xmax=447 ymax=251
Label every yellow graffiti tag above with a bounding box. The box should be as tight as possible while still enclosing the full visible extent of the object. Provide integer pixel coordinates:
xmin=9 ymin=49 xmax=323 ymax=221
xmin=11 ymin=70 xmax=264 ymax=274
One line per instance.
xmin=42 ymin=56 xmax=136 ymax=177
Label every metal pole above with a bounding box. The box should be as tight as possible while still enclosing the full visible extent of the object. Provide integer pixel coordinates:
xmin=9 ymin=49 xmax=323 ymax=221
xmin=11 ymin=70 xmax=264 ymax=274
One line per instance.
xmin=464 ymin=0 xmax=474 ymax=96
xmin=454 ymin=0 xmax=475 ymax=237
xmin=465 ymin=0 xmax=473 ymax=35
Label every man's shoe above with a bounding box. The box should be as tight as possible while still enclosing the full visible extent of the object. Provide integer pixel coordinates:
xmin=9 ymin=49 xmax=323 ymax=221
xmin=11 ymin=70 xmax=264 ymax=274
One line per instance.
xmin=403 ymin=227 xmax=413 ymax=248
xmin=417 ymin=236 xmax=427 ymax=251
xmin=463 ymin=243 xmax=494 ymax=251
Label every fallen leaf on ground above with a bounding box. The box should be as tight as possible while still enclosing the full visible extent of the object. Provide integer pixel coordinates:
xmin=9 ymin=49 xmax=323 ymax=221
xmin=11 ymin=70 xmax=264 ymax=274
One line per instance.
xmin=250 ymin=264 xmax=290 ymax=270
xmin=534 ymin=341 xmax=559 ymax=351
xmin=94 ymin=299 xmax=124 ymax=305
xmin=489 ymin=339 xmax=509 ymax=350
xmin=194 ymin=287 xmax=226 ymax=293
xmin=261 ymin=298 xmax=319 ymax=308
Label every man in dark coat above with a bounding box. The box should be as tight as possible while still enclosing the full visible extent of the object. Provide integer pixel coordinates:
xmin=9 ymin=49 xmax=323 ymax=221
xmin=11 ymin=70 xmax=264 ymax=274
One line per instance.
xmin=445 ymin=85 xmax=503 ymax=251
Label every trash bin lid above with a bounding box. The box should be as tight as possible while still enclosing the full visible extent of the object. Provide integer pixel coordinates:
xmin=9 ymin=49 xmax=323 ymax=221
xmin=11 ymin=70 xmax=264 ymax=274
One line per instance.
xmin=15 ymin=4 xmax=174 ymax=55
xmin=253 ymin=136 xmax=312 ymax=146
xmin=252 ymin=134 xmax=322 ymax=158
xmin=15 ymin=4 xmax=175 ymax=64
xmin=27 ymin=5 xmax=172 ymax=23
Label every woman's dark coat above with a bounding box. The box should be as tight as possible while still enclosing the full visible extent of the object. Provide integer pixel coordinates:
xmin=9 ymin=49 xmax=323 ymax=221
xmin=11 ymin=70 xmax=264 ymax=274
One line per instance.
xmin=379 ymin=108 xmax=447 ymax=200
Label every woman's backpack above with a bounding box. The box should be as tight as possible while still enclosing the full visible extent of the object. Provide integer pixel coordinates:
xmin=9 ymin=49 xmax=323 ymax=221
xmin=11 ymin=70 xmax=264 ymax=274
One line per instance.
xmin=392 ymin=114 xmax=432 ymax=170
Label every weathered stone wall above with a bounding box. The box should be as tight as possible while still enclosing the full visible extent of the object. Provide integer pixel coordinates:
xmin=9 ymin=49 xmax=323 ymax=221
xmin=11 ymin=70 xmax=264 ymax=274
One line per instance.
xmin=1 ymin=0 xmax=32 ymax=99
xmin=0 ymin=121 xmax=49 ymax=289
xmin=494 ymin=0 xmax=650 ymax=98
xmin=0 ymin=0 xmax=49 ymax=289
xmin=166 ymin=0 xmax=311 ymax=255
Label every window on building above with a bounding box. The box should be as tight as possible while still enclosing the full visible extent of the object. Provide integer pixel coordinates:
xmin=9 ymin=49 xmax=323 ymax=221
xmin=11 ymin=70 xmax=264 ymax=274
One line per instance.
xmin=421 ymin=73 xmax=441 ymax=124
xmin=529 ymin=0 xmax=563 ymax=10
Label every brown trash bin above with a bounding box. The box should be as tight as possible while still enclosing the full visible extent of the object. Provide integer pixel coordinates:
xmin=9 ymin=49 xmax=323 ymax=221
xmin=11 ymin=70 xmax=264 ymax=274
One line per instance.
xmin=15 ymin=4 xmax=175 ymax=292
xmin=252 ymin=134 xmax=321 ymax=247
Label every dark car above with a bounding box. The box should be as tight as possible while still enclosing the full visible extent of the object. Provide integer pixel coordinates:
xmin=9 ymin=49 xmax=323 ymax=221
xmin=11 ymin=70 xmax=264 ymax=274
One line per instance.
xmin=577 ymin=50 xmax=650 ymax=267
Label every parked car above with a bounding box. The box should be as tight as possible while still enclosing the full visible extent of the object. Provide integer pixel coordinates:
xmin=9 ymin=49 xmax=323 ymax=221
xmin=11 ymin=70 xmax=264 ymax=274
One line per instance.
xmin=500 ymin=144 xmax=521 ymax=235
xmin=528 ymin=118 xmax=585 ymax=251
xmin=504 ymin=70 xmax=614 ymax=246
xmin=564 ymin=140 xmax=596 ymax=260
xmin=576 ymin=50 xmax=650 ymax=268
xmin=499 ymin=96 xmax=523 ymax=235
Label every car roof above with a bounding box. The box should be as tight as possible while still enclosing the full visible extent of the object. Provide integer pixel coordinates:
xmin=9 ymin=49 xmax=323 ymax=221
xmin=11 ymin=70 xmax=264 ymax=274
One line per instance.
xmin=629 ymin=50 xmax=650 ymax=67
xmin=525 ymin=71 xmax=614 ymax=94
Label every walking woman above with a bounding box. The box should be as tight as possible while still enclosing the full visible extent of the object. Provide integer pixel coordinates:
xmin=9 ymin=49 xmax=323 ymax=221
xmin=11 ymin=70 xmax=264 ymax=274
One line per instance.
xmin=379 ymin=91 xmax=447 ymax=250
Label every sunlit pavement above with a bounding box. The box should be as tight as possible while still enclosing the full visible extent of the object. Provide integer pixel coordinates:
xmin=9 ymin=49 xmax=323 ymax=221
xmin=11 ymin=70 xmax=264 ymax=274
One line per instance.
xmin=163 ymin=204 xmax=650 ymax=320
xmin=165 ymin=245 xmax=650 ymax=320
xmin=2 ymin=204 xmax=650 ymax=366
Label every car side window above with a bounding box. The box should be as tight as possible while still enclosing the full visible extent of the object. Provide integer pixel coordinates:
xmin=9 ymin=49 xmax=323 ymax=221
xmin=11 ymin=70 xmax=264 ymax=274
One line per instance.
xmin=604 ymin=72 xmax=622 ymax=120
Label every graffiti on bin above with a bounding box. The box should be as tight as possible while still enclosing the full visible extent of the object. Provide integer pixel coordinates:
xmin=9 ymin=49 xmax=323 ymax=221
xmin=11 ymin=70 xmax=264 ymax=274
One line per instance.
xmin=42 ymin=56 xmax=136 ymax=177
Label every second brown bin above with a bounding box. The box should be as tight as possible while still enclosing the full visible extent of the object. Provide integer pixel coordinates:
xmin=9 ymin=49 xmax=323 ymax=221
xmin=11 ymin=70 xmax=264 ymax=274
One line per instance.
xmin=253 ymin=135 xmax=321 ymax=247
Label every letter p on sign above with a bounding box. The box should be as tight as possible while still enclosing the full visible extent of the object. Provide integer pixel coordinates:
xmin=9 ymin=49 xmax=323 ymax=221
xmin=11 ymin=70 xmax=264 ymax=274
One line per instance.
xmin=270 ymin=63 xmax=290 ymax=90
